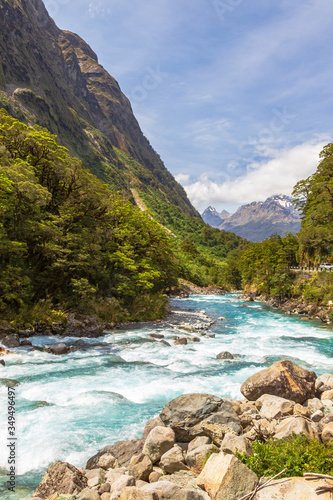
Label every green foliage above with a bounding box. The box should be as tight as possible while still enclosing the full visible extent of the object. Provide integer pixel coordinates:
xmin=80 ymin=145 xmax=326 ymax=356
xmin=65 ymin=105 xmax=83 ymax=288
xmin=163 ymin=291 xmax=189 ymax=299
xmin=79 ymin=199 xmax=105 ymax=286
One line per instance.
xmin=293 ymin=142 xmax=333 ymax=264
xmin=0 ymin=110 xmax=178 ymax=322
xmin=237 ymin=434 xmax=333 ymax=478
xmin=224 ymin=233 xmax=299 ymax=297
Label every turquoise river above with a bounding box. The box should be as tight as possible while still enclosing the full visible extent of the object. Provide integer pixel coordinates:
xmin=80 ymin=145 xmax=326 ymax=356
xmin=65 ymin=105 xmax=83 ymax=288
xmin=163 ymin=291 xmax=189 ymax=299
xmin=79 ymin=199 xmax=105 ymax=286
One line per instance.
xmin=0 ymin=293 xmax=333 ymax=499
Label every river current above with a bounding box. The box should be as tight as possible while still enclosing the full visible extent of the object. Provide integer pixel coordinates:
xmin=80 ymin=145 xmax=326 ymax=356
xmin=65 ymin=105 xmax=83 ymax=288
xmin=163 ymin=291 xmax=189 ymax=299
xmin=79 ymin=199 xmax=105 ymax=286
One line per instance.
xmin=1 ymin=293 xmax=333 ymax=499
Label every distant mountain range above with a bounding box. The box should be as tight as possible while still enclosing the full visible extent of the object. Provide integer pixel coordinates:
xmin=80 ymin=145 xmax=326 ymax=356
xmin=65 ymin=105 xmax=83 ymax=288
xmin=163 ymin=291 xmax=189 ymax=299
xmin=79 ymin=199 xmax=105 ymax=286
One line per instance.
xmin=202 ymin=195 xmax=301 ymax=242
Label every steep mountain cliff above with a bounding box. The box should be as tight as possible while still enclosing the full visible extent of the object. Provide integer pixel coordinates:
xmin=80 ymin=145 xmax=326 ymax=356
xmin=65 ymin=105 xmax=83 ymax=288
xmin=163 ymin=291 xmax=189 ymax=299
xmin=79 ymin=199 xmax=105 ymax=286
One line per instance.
xmin=202 ymin=195 xmax=301 ymax=242
xmin=0 ymin=0 xmax=198 ymax=218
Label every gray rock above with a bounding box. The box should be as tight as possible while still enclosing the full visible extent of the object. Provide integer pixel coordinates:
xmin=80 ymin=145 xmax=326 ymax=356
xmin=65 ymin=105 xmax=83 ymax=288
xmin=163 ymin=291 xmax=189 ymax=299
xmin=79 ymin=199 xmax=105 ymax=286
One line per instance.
xmin=185 ymin=444 xmax=218 ymax=469
xmin=128 ymin=453 xmax=153 ymax=481
xmin=2 ymin=334 xmax=20 ymax=348
xmin=304 ymin=397 xmax=324 ymax=414
xmin=49 ymin=343 xmax=68 ymax=355
xmin=98 ymin=453 xmax=118 ymax=470
xmin=87 ymin=439 xmax=145 ymax=469
xmin=20 ymin=339 xmax=33 ymax=346
xmin=220 ymin=433 xmax=252 ymax=456
xmin=149 ymin=333 xmax=164 ymax=339
xmin=197 ymin=403 xmax=241 ymax=445
xmin=143 ymin=426 xmax=175 ymax=463
xmin=174 ymin=338 xmax=187 ymax=345
xmin=159 ymin=445 xmax=188 ymax=473
xmin=187 ymin=436 xmax=211 ymax=453
xmin=160 ymin=393 xmax=225 ymax=442
xmin=257 ymin=394 xmax=295 ymax=420
xmin=142 ymin=416 xmax=165 ymax=440
xmin=321 ymin=422 xmax=333 ymax=442
xmin=311 ymin=410 xmax=324 ymax=422
xmin=316 ymin=373 xmax=333 ymax=390
xmin=216 ymin=351 xmax=234 ymax=360
xmin=274 ymin=416 xmax=316 ymax=440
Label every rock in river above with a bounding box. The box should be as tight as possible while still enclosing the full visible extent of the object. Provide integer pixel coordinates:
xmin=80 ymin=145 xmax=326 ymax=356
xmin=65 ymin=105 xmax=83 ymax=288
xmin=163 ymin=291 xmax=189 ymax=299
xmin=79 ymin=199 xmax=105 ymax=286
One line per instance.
xmin=241 ymin=360 xmax=316 ymax=403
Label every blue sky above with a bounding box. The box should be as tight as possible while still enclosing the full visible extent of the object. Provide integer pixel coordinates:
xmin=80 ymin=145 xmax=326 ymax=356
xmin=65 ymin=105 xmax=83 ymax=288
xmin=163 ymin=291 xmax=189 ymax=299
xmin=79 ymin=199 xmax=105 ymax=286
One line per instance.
xmin=49 ymin=0 xmax=333 ymax=212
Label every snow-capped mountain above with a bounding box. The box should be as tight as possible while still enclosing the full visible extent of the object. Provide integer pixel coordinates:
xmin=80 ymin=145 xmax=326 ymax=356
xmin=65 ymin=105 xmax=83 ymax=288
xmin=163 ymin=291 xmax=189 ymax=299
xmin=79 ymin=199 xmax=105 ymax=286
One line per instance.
xmin=201 ymin=195 xmax=301 ymax=242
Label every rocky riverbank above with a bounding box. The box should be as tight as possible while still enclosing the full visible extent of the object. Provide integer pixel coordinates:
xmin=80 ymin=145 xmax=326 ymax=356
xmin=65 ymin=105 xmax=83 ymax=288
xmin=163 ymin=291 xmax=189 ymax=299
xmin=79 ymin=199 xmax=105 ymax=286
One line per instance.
xmin=24 ymin=360 xmax=333 ymax=500
xmin=240 ymin=291 xmax=332 ymax=325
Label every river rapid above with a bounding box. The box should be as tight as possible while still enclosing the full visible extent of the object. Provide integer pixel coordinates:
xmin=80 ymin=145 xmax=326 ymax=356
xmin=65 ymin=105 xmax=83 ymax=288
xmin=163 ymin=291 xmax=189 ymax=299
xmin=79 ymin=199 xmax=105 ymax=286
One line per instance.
xmin=1 ymin=293 xmax=333 ymax=499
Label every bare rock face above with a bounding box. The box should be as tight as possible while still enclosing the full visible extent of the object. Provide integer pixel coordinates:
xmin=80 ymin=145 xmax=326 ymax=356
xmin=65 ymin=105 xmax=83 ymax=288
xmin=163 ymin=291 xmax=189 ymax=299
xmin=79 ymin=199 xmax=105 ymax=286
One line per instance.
xmin=32 ymin=461 xmax=87 ymax=499
xmin=197 ymin=453 xmax=258 ymax=500
xmin=86 ymin=439 xmax=145 ymax=469
xmin=240 ymin=360 xmax=317 ymax=403
xmin=159 ymin=394 xmax=226 ymax=442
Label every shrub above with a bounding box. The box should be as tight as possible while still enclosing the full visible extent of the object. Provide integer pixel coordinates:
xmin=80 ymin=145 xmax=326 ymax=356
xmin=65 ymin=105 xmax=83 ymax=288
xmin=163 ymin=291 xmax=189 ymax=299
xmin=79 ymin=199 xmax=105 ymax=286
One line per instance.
xmin=236 ymin=434 xmax=333 ymax=478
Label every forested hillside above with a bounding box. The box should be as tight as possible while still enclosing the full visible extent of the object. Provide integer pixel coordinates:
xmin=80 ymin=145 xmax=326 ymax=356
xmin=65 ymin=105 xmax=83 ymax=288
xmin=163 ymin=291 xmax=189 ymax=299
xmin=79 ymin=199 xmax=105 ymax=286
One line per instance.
xmin=0 ymin=111 xmax=179 ymax=323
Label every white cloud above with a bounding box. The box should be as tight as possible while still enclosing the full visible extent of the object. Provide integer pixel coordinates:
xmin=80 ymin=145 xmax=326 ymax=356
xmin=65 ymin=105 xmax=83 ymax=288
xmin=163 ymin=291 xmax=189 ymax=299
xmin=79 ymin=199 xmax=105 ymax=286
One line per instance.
xmin=175 ymin=173 xmax=190 ymax=184
xmin=179 ymin=138 xmax=328 ymax=210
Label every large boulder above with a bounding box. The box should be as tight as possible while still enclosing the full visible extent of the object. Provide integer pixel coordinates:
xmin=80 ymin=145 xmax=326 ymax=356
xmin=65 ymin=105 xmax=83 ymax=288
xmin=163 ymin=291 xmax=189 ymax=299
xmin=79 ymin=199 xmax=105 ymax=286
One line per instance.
xmin=197 ymin=452 xmax=258 ymax=500
xmin=49 ymin=343 xmax=68 ymax=355
xmin=32 ymin=461 xmax=87 ymax=499
xmin=257 ymin=394 xmax=295 ymax=420
xmin=142 ymin=416 xmax=165 ymax=439
xmin=143 ymin=426 xmax=175 ymax=464
xmin=255 ymin=477 xmax=332 ymax=499
xmin=159 ymin=394 xmax=226 ymax=442
xmin=274 ymin=416 xmax=316 ymax=440
xmin=120 ymin=481 xmax=210 ymax=499
xmin=1 ymin=334 xmax=20 ymax=348
xmin=240 ymin=360 xmax=316 ymax=403
xmin=86 ymin=439 xmax=144 ymax=469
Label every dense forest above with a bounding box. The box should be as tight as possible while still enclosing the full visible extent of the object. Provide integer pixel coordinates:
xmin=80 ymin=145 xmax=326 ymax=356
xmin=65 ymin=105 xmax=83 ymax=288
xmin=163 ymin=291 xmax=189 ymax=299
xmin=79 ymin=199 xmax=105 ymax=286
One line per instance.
xmin=0 ymin=110 xmax=181 ymax=323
